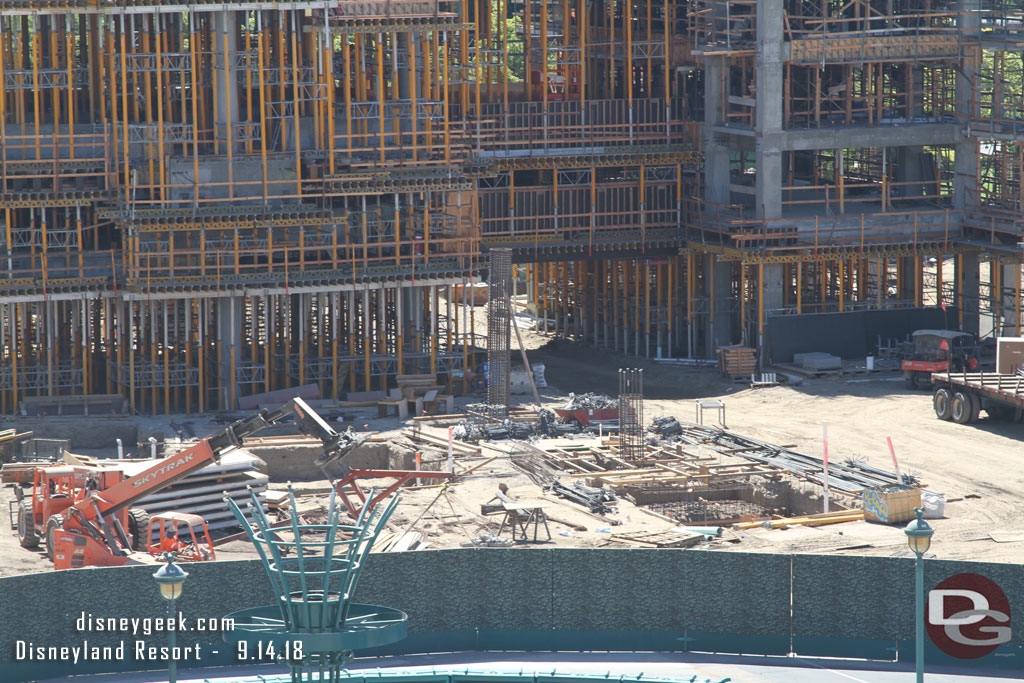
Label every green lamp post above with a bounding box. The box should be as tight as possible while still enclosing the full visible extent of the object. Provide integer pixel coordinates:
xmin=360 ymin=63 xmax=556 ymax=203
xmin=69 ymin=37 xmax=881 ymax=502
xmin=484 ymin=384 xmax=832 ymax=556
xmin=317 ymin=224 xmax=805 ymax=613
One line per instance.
xmin=153 ymin=553 xmax=189 ymax=683
xmin=904 ymin=507 xmax=934 ymax=683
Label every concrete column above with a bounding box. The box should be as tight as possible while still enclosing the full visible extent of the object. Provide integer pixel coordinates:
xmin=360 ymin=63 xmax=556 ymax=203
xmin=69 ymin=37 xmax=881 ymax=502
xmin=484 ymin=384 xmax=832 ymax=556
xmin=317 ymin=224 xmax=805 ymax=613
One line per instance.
xmin=957 ymin=252 xmax=980 ymax=336
xmin=703 ymin=56 xmax=731 ymax=205
xmin=763 ymin=263 xmax=784 ymax=312
xmin=954 ymin=1 xmax=980 ymax=210
xmin=755 ymin=0 xmax=784 ymax=219
xmin=216 ymin=295 xmax=243 ymax=409
xmin=213 ymin=11 xmax=238 ymax=148
xmin=1001 ymin=263 xmax=1019 ymax=336
xmin=894 ymin=147 xmax=926 ymax=198
xmin=706 ymin=255 xmax=735 ymax=353
xmin=759 ymin=263 xmax=784 ymax=367
xmin=899 ymin=256 xmax=916 ymax=301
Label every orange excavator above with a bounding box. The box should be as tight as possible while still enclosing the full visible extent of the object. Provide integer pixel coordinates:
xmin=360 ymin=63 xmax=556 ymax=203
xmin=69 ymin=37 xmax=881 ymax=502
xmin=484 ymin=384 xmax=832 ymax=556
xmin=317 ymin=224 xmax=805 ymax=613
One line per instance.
xmin=41 ymin=398 xmax=369 ymax=570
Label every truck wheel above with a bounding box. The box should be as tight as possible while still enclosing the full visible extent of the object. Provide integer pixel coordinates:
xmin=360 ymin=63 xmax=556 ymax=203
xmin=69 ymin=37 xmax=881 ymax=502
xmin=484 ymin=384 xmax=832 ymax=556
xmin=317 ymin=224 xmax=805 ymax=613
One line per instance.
xmin=128 ymin=508 xmax=150 ymax=552
xmin=952 ymin=391 xmax=973 ymax=424
xmin=44 ymin=514 xmax=65 ymax=561
xmin=912 ymin=372 xmax=931 ymax=390
xmin=17 ymin=501 xmax=40 ymax=549
xmin=933 ymin=388 xmax=953 ymax=420
xmin=967 ymin=392 xmax=981 ymax=423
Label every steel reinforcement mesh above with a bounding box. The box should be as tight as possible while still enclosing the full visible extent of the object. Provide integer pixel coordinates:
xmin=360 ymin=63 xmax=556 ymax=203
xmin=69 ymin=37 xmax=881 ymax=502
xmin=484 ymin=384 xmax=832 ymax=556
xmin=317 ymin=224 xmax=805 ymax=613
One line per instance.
xmin=487 ymin=249 xmax=513 ymax=421
xmin=618 ymin=368 xmax=644 ymax=463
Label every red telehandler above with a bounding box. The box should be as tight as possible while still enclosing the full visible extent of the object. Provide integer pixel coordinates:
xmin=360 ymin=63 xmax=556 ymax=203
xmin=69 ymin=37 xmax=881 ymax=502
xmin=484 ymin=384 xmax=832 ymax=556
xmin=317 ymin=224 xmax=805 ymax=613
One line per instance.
xmin=24 ymin=398 xmax=366 ymax=570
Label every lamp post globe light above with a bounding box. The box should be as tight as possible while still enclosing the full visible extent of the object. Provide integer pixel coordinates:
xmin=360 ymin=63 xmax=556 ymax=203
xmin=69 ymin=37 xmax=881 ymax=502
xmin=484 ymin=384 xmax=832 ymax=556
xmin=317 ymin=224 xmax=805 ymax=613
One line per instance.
xmin=904 ymin=508 xmax=934 ymax=683
xmin=153 ymin=553 xmax=189 ymax=683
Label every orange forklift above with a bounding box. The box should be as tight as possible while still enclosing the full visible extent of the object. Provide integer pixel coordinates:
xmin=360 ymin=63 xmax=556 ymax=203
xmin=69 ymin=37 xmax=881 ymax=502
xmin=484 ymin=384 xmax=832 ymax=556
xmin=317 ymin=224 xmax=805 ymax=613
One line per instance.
xmin=902 ymin=329 xmax=979 ymax=390
xmin=15 ymin=398 xmax=369 ymax=569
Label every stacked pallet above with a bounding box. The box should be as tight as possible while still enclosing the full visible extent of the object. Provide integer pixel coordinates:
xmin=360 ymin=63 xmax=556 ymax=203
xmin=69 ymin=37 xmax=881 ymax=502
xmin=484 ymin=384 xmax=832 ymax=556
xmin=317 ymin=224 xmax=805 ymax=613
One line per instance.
xmin=717 ymin=345 xmax=757 ymax=378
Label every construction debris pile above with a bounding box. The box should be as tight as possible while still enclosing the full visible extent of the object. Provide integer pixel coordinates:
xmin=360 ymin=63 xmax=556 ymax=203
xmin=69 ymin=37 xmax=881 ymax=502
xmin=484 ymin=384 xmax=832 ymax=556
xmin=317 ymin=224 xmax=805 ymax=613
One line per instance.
xmin=452 ymin=409 xmax=580 ymax=442
xmin=646 ymin=417 xmax=913 ymax=493
xmin=564 ymin=393 xmax=617 ymax=410
xmin=546 ymin=480 xmax=617 ymax=514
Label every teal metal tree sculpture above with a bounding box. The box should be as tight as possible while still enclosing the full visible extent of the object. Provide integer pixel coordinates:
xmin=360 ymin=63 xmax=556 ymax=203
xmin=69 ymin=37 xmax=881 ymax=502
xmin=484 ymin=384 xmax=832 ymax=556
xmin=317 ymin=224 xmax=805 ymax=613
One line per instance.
xmin=223 ymin=486 xmax=407 ymax=682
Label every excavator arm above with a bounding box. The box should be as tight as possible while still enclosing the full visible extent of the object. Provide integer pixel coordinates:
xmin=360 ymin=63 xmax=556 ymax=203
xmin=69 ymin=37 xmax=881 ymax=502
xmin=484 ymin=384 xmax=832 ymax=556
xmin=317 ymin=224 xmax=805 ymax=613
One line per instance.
xmin=53 ymin=398 xmax=367 ymax=568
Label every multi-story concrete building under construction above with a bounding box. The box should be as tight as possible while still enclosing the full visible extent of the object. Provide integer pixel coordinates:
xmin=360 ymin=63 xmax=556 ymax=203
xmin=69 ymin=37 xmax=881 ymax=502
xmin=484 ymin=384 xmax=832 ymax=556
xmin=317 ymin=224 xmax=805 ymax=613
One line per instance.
xmin=0 ymin=0 xmax=1022 ymax=413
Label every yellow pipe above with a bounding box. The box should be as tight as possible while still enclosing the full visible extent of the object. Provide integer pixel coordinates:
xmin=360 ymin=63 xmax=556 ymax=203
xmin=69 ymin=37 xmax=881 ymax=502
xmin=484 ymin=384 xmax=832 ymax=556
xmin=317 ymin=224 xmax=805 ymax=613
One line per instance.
xmin=541 ymin=0 xmax=548 ymax=110
xmin=343 ymin=33 xmax=352 ymax=156
xmin=189 ymin=14 xmax=200 ymax=205
xmin=758 ymin=263 xmax=764 ymax=337
xmin=376 ymin=33 xmax=385 ymax=164
xmin=155 ymin=15 xmax=165 ymax=201
xmin=291 ymin=13 xmax=302 ymax=196
xmin=66 ymin=21 xmax=75 ymax=161
xmin=796 ymin=261 xmax=802 ymax=313
xmin=32 ymin=26 xmax=40 ymax=160
xmin=257 ymin=24 xmax=269 ymax=200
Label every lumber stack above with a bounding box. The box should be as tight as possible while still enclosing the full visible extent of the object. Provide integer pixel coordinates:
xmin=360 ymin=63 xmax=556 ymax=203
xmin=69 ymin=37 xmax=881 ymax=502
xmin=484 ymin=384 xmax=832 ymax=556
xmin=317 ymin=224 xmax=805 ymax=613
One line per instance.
xmin=717 ymin=345 xmax=758 ymax=378
xmin=402 ymin=427 xmax=481 ymax=456
xmin=733 ymin=508 xmax=864 ymax=530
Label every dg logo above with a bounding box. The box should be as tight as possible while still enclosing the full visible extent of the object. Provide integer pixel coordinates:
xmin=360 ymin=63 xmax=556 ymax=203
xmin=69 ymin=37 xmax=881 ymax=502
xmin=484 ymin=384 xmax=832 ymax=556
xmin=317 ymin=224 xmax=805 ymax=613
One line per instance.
xmin=927 ymin=573 xmax=1012 ymax=659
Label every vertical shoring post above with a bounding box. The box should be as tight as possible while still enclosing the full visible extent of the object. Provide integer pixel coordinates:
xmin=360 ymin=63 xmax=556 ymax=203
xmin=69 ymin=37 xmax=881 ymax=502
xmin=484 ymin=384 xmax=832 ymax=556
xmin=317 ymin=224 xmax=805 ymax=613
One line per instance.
xmin=258 ymin=13 xmax=269 ymax=202
xmin=0 ymin=17 xmax=6 ymax=192
xmin=142 ymin=19 xmax=154 ymax=201
xmin=579 ymin=0 xmax=586 ymax=118
xmin=291 ymin=11 xmax=302 ymax=197
xmin=687 ymin=252 xmax=694 ymax=358
xmin=363 ymin=288 xmax=371 ymax=391
xmin=541 ymin=0 xmax=548 ymax=138
xmin=396 ymin=286 xmax=404 ymax=377
xmin=626 ymin=0 xmax=633 ymax=141
xmin=129 ymin=301 xmax=136 ymax=412
xmin=65 ymin=16 xmax=74 ymax=163
xmin=32 ymin=18 xmax=40 ymax=161
xmin=839 ymin=259 xmax=845 ymax=312
xmin=224 ymin=11 xmax=234 ymax=197
xmin=189 ymin=12 xmax=200 ymax=207
xmin=119 ymin=15 xmax=130 ymax=198
xmin=343 ymin=30 xmax=352 ymax=159
xmin=198 ymin=299 xmax=205 ymax=413
xmin=442 ymin=32 xmax=450 ymax=162
xmin=634 ymin=258 xmax=641 ymax=355
xmin=155 ymin=14 xmax=165 ymax=202
xmin=796 ymin=261 xmax=803 ymax=314
xmin=163 ymin=301 xmax=170 ymax=413
xmin=430 ymin=285 xmax=438 ymax=377
xmin=326 ymin=14 xmax=335 ymax=172
xmin=376 ymin=32 xmax=384 ymax=164
xmin=264 ymin=295 xmax=272 ymax=394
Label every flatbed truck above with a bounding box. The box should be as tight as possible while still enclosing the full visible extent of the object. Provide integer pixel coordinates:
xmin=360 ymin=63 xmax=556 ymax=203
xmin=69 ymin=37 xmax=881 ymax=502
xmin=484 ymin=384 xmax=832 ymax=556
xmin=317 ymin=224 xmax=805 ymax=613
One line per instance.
xmin=930 ymin=371 xmax=1024 ymax=424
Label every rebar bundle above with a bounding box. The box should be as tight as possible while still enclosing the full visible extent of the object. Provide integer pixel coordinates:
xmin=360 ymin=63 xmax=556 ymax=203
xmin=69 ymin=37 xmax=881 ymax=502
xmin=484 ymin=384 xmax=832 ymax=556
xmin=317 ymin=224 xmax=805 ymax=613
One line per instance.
xmin=618 ymin=368 xmax=644 ymax=464
xmin=486 ymin=249 xmax=513 ymax=422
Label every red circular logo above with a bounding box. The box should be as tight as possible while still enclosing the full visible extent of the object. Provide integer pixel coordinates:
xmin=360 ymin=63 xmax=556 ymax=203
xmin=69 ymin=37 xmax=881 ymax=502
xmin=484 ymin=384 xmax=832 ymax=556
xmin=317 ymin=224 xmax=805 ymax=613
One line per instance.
xmin=926 ymin=573 xmax=1012 ymax=659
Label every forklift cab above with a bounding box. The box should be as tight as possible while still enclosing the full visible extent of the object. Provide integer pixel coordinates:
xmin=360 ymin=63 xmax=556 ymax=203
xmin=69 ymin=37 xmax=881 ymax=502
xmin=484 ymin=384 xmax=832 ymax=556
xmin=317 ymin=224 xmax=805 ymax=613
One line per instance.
xmin=903 ymin=330 xmax=978 ymax=389
xmin=911 ymin=330 xmax=978 ymax=369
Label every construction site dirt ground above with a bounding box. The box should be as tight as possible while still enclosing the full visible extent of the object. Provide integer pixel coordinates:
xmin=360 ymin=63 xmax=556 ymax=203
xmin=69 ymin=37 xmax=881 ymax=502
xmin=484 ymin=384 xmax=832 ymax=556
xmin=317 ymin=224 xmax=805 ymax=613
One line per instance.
xmin=3 ymin=317 xmax=1024 ymax=577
